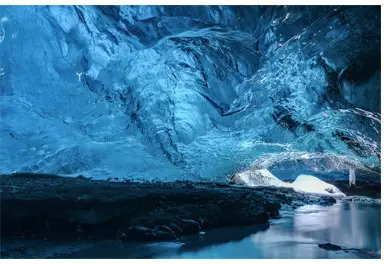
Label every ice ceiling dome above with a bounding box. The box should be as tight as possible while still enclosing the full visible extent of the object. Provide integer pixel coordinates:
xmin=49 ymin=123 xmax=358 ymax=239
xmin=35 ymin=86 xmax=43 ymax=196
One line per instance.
xmin=0 ymin=6 xmax=381 ymax=181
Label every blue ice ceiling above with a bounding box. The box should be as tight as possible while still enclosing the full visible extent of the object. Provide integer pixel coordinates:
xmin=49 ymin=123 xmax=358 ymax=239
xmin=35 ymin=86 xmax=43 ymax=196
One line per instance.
xmin=0 ymin=6 xmax=380 ymax=181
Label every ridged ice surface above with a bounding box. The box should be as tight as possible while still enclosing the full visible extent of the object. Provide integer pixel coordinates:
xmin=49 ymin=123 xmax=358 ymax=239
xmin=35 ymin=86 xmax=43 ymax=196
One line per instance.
xmin=0 ymin=6 xmax=380 ymax=181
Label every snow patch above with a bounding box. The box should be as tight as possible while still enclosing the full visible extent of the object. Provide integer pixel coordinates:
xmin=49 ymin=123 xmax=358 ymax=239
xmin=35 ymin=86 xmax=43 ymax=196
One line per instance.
xmin=231 ymin=169 xmax=345 ymax=197
xmin=291 ymin=175 xmax=345 ymax=198
xmin=230 ymin=168 xmax=291 ymax=188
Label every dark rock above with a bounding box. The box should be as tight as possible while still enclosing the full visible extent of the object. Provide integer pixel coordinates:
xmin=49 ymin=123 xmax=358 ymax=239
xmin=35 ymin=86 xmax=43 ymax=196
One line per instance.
xmin=177 ymin=219 xmax=201 ymax=233
xmin=275 ymin=193 xmax=286 ymax=200
xmin=122 ymin=226 xmax=152 ymax=241
xmin=159 ymin=195 xmax=168 ymax=201
xmin=76 ymin=175 xmax=88 ymax=180
xmin=18 ymin=246 xmax=26 ymax=254
xmin=155 ymin=225 xmax=180 ymax=238
xmin=123 ymin=226 xmax=177 ymax=242
xmin=326 ymin=180 xmax=380 ymax=198
xmin=215 ymin=183 xmax=230 ymax=188
xmin=318 ymin=243 xmax=342 ymax=251
xmin=263 ymin=202 xmax=281 ymax=214
xmin=250 ymin=212 xmax=270 ymax=224
xmin=185 ymin=183 xmax=195 ymax=189
xmin=319 ymin=197 xmax=336 ymax=205
xmin=168 ymin=223 xmax=183 ymax=235
xmin=151 ymin=229 xmax=178 ymax=241
xmin=118 ymin=232 xmax=128 ymax=241
xmin=1 ymin=173 xmax=341 ymax=245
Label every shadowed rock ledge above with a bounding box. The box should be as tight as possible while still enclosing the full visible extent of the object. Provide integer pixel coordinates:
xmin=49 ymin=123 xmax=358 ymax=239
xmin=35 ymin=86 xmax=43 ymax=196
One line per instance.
xmin=1 ymin=173 xmax=338 ymax=246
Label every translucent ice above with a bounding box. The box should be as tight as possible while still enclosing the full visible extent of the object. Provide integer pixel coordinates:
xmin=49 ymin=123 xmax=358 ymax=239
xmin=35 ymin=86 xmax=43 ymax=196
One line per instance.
xmin=0 ymin=6 xmax=380 ymax=181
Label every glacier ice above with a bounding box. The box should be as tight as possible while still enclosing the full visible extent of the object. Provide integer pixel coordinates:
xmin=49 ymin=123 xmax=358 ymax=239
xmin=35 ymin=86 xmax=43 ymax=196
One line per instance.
xmin=0 ymin=6 xmax=380 ymax=181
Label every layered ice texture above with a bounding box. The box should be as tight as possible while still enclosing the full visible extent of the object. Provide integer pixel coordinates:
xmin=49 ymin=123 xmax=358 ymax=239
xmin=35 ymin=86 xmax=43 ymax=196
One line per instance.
xmin=0 ymin=6 xmax=380 ymax=181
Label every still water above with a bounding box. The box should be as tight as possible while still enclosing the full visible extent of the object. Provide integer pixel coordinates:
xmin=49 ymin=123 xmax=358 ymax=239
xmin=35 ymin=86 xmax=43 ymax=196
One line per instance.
xmin=54 ymin=200 xmax=380 ymax=259
xmin=156 ymin=201 xmax=381 ymax=259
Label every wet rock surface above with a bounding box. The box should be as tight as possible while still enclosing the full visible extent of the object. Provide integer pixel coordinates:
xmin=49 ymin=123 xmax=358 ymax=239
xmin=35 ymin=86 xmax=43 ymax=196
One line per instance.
xmin=0 ymin=173 xmax=339 ymax=255
xmin=319 ymin=243 xmax=342 ymax=251
xmin=327 ymin=180 xmax=381 ymax=199
xmin=343 ymin=196 xmax=381 ymax=204
xmin=318 ymin=243 xmax=381 ymax=258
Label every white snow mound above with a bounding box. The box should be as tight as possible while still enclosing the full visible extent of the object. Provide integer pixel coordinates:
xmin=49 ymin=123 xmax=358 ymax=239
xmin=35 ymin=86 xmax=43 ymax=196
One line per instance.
xmin=231 ymin=169 xmax=346 ymax=197
xmin=291 ymin=174 xmax=346 ymax=197
xmin=230 ymin=168 xmax=291 ymax=188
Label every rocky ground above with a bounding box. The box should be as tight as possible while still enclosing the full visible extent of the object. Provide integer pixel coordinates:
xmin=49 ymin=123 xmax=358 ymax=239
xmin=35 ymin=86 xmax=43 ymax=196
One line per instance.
xmin=317 ymin=243 xmax=380 ymax=258
xmin=326 ymin=180 xmax=381 ymax=199
xmin=0 ymin=173 xmax=380 ymax=258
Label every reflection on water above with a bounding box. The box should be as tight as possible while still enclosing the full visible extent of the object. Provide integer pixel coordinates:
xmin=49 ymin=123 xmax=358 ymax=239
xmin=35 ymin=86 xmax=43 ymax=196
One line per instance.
xmin=291 ymin=202 xmax=381 ymax=251
xmin=159 ymin=201 xmax=380 ymax=259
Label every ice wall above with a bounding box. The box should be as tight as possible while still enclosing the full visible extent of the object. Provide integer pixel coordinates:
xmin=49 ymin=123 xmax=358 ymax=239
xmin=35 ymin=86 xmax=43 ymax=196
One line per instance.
xmin=0 ymin=6 xmax=380 ymax=181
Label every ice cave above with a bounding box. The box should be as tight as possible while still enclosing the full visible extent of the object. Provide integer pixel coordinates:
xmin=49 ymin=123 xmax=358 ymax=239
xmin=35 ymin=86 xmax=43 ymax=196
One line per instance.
xmin=0 ymin=5 xmax=381 ymax=259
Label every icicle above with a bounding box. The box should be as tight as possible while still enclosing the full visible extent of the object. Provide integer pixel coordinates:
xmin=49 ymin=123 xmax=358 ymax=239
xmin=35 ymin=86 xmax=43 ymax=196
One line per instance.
xmin=349 ymin=168 xmax=356 ymax=187
xmin=0 ymin=17 xmax=8 ymax=44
